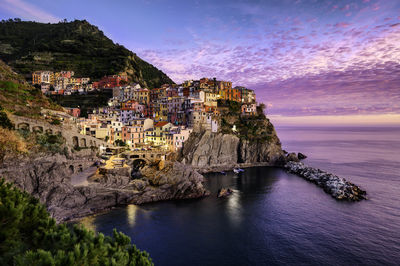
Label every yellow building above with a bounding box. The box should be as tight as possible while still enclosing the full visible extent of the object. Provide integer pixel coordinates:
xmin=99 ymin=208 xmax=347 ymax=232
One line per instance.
xmin=133 ymin=89 xmax=150 ymax=105
xmin=159 ymin=100 xmax=169 ymax=121
xmin=32 ymin=71 xmax=55 ymax=85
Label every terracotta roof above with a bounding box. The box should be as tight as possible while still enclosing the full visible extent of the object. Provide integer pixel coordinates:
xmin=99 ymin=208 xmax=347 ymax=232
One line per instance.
xmin=154 ymin=121 xmax=169 ymax=127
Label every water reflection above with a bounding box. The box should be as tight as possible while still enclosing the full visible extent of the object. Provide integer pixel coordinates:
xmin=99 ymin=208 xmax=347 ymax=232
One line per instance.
xmin=226 ymin=189 xmax=242 ymax=227
xmin=126 ymin=204 xmax=138 ymax=226
xmin=79 ymin=215 xmax=97 ymax=232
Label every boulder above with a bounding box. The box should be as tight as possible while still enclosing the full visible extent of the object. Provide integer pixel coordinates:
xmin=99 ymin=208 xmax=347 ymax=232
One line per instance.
xmin=286 ymin=152 xmax=300 ymax=162
xmin=297 ymin=152 xmax=307 ymax=160
xmin=217 ymin=188 xmax=233 ymax=198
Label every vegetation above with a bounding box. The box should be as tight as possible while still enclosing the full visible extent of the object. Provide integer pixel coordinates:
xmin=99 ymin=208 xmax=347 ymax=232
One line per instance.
xmin=0 ymin=19 xmax=173 ymax=88
xmin=115 ymin=139 xmax=127 ymax=147
xmin=0 ymin=105 xmax=14 ymax=129
xmin=0 ymin=179 xmax=153 ymax=265
xmin=0 ymin=128 xmax=27 ymax=163
xmin=219 ymin=100 xmax=275 ymax=143
xmin=16 ymin=129 xmax=66 ymax=155
xmin=50 ymin=118 xmax=61 ymax=125
xmin=35 ymin=133 xmax=66 ymax=154
xmin=0 ymin=59 xmax=62 ymax=118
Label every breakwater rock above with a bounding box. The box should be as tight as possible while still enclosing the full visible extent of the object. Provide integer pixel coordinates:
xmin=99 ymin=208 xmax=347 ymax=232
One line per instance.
xmin=284 ymin=161 xmax=367 ymax=201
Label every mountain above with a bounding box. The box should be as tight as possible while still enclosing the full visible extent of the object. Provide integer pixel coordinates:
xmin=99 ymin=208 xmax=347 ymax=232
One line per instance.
xmin=0 ymin=19 xmax=174 ymax=88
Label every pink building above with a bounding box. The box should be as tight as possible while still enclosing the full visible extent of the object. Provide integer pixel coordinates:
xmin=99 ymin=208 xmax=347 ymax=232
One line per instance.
xmin=122 ymin=125 xmax=145 ymax=147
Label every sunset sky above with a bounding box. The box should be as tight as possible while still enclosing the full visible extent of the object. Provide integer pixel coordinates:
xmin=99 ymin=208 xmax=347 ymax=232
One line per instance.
xmin=0 ymin=0 xmax=399 ymax=125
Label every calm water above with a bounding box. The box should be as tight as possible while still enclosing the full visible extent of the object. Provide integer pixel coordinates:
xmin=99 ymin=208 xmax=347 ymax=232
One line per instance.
xmin=81 ymin=126 xmax=400 ymax=265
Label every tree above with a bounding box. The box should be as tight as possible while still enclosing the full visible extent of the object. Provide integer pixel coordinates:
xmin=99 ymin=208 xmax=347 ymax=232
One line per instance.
xmin=0 ymin=179 xmax=153 ymax=265
xmin=115 ymin=139 xmax=127 ymax=146
xmin=256 ymin=103 xmax=266 ymax=116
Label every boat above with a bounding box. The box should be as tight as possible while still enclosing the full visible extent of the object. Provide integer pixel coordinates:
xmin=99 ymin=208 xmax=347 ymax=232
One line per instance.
xmin=233 ymin=168 xmax=244 ymax=174
xmin=220 ymin=171 xmax=226 ymax=175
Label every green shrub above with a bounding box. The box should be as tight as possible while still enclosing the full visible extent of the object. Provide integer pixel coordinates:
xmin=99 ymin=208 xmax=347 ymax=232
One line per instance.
xmin=36 ymin=133 xmax=65 ymax=154
xmin=115 ymin=139 xmax=127 ymax=147
xmin=0 ymin=80 xmax=19 ymax=93
xmin=0 ymin=179 xmax=153 ymax=265
xmin=0 ymin=106 xmax=14 ymax=129
xmin=50 ymin=118 xmax=61 ymax=125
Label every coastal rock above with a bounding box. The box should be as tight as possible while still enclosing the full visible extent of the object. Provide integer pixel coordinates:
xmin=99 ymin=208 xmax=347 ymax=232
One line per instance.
xmin=284 ymin=161 xmax=367 ymax=201
xmin=180 ymin=131 xmax=240 ymax=170
xmin=96 ymin=166 xmax=132 ymax=187
xmin=0 ymin=152 xmax=209 ymax=222
xmin=180 ymin=129 xmax=286 ymax=173
xmin=217 ymin=188 xmax=233 ymax=198
xmin=297 ymin=153 xmax=307 ymax=160
xmin=133 ymin=161 xmax=209 ymax=204
xmin=286 ymin=152 xmax=300 ymax=162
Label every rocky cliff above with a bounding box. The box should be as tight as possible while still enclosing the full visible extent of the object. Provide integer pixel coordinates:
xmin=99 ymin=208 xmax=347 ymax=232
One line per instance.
xmin=0 ymin=151 xmax=208 ymax=222
xmin=180 ymin=126 xmax=287 ymax=173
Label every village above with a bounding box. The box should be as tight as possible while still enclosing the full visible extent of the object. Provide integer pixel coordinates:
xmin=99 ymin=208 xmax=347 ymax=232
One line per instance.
xmin=31 ymin=71 xmax=258 ymax=153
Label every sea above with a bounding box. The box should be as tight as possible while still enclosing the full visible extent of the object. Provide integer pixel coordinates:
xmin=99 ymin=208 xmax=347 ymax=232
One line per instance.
xmin=80 ymin=126 xmax=400 ymax=265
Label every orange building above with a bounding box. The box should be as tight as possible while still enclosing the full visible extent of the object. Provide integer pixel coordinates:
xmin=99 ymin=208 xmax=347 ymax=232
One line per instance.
xmin=32 ymin=71 xmax=41 ymax=84
xmin=222 ymin=88 xmax=242 ymax=102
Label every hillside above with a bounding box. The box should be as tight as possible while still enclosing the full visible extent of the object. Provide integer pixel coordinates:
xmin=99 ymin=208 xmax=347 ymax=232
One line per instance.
xmin=0 ymin=19 xmax=173 ymax=88
xmin=0 ymin=59 xmax=61 ymax=117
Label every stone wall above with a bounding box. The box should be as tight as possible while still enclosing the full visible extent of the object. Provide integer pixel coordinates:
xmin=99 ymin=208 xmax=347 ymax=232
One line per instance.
xmin=9 ymin=115 xmax=110 ymax=148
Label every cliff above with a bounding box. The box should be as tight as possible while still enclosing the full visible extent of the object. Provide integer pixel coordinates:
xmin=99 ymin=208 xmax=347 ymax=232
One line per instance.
xmin=0 ymin=151 xmax=208 ymax=222
xmin=180 ymin=117 xmax=287 ymax=173
xmin=0 ymin=19 xmax=173 ymax=88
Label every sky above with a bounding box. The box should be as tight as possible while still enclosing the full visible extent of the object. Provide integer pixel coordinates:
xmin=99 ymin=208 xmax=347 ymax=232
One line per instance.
xmin=0 ymin=0 xmax=399 ymax=125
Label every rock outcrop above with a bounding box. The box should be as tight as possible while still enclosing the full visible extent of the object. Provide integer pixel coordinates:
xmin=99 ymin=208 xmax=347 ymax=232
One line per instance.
xmin=284 ymin=161 xmax=367 ymax=201
xmin=297 ymin=152 xmax=307 ymax=160
xmin=179 ymin=130 xmax=287 ymax=173
xmin=217 ymin=188 xmax=233 ymax=198
xmin=0 ymin=152 xmax=208 ymax=222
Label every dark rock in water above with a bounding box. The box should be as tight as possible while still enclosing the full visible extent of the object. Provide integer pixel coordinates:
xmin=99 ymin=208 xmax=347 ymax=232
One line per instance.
xmin=286 ymin=152 xmax=300 ymax=162
xmin=284 ymin=161 xmax=367 ymax=201
xmin=297 ymin=153 xmax=307 ymax=160
xmin=218 ymin=188 xmax=233 ymax=198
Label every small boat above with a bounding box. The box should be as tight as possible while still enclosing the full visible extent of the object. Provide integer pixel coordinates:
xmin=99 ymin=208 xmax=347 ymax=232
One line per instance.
xmin=233 ymin=168 xmax=244 ymax=174
xmin=220 ymin=171 xmax=226 ymax=175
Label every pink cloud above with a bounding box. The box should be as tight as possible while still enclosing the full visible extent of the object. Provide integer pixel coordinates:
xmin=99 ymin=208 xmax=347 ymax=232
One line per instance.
xmin=334 ymin=22 xmax=351 ymax=28
xmin=0 ymin=0 xmax=60 ymax=23
xmin=341 ymin=4 xmax=350 ymax=11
